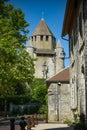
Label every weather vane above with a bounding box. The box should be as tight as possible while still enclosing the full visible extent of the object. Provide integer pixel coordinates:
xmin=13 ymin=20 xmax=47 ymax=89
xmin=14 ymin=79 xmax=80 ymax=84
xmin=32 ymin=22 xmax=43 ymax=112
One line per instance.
xmin=42 ymin=12 xmax=44 ymax=20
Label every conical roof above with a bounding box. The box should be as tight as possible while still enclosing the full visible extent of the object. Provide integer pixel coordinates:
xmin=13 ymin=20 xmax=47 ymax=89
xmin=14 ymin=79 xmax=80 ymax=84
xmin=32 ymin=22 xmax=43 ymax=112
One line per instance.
xmin=56 ymin=40 xmax=62 ymax=48
xmin=32 ymin=18 xmax=54 ymax=36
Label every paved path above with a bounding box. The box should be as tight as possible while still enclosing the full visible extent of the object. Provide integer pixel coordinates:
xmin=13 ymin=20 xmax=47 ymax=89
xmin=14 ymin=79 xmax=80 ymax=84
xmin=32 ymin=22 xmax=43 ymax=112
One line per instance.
xmin=0 ymin=124 xmax=19 ymax=130
xmin=31 ymin=123 xmax=73 ymax=130
xmin=0 ymin=123 xmax=73 ymax=130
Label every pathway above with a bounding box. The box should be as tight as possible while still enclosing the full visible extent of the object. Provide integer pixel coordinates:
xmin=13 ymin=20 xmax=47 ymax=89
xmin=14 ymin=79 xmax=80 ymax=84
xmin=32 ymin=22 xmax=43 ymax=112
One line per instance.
xmin=0 ymin=122 xmax=73 ymax=130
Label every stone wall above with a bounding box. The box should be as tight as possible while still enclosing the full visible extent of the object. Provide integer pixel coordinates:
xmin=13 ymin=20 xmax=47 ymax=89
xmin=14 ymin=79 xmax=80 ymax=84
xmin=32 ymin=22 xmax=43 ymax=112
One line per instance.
xmin=69 ymin=0 xmax=87 ymax=124
xmin=48 ymin=83 xmax=73 ymax=122
xmin=60 ymin=83 xmax=73 ymax=122
xmin=34 ymin=56 xmax=55 ymax=78
xmin=83 ymin=0 xmax=87 ymax=124
xmin=30 ymin=36 xmax=52 ymax=49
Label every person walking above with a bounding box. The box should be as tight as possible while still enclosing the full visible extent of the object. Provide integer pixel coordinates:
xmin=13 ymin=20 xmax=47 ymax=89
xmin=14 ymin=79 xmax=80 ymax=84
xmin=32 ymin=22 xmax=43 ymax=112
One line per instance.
xmin=19 ymin=117 xmax=27 ymax=130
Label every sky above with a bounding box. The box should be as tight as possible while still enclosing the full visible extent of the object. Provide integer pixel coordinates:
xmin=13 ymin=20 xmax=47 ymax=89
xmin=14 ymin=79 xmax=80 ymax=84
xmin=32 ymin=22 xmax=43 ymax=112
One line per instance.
xmin=8 ymin=0 xmax=69 ymax=67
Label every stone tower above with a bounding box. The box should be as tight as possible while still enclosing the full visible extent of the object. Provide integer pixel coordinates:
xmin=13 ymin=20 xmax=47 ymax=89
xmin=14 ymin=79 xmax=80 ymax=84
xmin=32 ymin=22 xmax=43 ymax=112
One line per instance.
xmin=26 ymin=39 xmax=34 ymax=58
xmin=55 ymin=40 xmax=65 ymax=73
xmin=26 ymin=19 xmax=65 ymax=78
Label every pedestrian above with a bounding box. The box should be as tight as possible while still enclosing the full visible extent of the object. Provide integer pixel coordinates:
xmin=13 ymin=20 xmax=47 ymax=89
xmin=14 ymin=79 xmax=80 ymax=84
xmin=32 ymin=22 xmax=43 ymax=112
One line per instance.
xmin=19 ymin=117 xmax=27 ymax=130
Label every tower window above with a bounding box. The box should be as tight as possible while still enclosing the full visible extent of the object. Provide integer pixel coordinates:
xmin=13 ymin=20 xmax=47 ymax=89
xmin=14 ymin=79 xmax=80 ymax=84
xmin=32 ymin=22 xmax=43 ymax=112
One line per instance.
xmin=74 ymin=0 xmax=77 ymax=9
xmin=35 ymin=36 xmax=36 ymax=41
xmin=31 ymin=36 xmax=33 ymax=41
xmin=46 ymin=36 xmax=48 ymax=41
xmin=40 ymin=35 xmax=43 ymax=41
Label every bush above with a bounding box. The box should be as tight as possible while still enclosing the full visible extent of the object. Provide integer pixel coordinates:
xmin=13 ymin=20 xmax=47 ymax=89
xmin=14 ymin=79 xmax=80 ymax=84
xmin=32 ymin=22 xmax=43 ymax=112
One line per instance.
xmin=64 ymin=118 xmax=73 ymax=126
xmin=39 ymin=104 xmax=48 ymax=114
xmin=7 ymin=95 xmax=32 ymax=105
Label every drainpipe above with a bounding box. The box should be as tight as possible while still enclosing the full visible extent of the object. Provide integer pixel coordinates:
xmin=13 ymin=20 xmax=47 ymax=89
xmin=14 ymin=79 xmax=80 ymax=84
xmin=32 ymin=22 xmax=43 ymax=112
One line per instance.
xmin=61 ymin=36 xmax=70 ymax=59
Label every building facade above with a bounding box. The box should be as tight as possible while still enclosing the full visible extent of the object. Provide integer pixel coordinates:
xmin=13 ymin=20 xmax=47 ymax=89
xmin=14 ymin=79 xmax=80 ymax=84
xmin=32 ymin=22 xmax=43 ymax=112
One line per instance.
xmin=26 ymin=18 xmax=65 ymax=78
xmin=62 ymin=0 xmax=87 ymax=125
xmin=46 ymin=67 xmax=73 ymax=122
xmin=26 ymin=18 xmax=72 ymax=122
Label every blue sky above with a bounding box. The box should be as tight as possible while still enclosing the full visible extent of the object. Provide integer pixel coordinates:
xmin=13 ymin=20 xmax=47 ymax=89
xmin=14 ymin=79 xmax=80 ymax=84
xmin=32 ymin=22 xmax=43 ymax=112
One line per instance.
xmin=8 ymin=0 xmax=69 ymax=67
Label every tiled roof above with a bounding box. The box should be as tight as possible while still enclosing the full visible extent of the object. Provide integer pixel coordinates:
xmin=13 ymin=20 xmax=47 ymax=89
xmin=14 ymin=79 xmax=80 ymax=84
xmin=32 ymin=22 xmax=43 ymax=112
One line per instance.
xmin=46 ymin=67 xmax=69 ymax=84
xmin=32 ymin=19 xmax=54 ymax=36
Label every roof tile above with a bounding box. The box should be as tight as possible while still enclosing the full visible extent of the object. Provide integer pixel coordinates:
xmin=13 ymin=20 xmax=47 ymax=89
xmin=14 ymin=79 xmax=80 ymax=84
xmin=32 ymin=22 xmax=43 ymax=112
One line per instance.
xmin=32 ymin=19 xmax=54 ymax=36
xmin=46 ymin=67 xmax=69 ymax=84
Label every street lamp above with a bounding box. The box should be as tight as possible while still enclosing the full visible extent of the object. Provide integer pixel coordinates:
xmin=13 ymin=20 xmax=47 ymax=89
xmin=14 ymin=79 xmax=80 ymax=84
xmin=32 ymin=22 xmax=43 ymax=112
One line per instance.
xmin=42 ymin=61 xmax=48 ymax=79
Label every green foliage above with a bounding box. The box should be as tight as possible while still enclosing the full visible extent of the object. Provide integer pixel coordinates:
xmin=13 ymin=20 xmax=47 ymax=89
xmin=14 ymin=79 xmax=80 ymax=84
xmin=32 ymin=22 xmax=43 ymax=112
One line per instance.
xmin=33 ymin=85 xmax=47 ymax=103
xmin=0 ymin=1 xmax=29 ymax=43
xmin=63 ymin=118 xmax=73 ymax=126
xmin=0 ymin=95 xmax=32 ymax=112
xmin=71 ymin=113 xmax=87 ymax=130
xmin=39 ymin=104 xmax=48 ymax=114
xmin=73 ymin=112 xmax=78 ymax=124
xmin=64 ymin=112 xmax=87 ymax=130
xmin=0 ymin=0 xmax=35 ymax=115
xmin=7 ymin=95 xmax=32 ymax=105
xmin=14 ymin=83 xmax=27 ymax=95
xmin=30 ymin=78 xmax=45 ymax=89
xmin=31 ymin=78 xmax=47 ymax=104
xmin=30 ymin=78 xmax=48 ymax=114
xmin=64 ymin=112 xmax=79 ymax=126
xmin=0 ymin=1 xmax=33 ymax=95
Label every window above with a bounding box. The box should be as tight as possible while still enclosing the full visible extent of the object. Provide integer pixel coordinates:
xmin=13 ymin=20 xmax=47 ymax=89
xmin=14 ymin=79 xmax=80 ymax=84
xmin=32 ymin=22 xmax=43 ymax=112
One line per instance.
xmin=40 ymin=35 xmax=43 ymax=41
xmin=74 ymin=0 xmax=77 ymax=9
xmin=46 ymin=36 xmax=48 ymax=41
xmin=35 ymin=36 xmax=36 ymax=41
xmin=37 ymin=54 xmax=54 ymax=57
xmin=31 ymin=36 xmax=33 ymax=41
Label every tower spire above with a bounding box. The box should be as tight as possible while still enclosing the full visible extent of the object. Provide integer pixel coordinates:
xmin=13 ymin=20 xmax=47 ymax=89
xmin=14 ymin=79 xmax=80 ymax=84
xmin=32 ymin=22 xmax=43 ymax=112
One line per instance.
xmin=57 ymin=39 xmax=62 ymax=48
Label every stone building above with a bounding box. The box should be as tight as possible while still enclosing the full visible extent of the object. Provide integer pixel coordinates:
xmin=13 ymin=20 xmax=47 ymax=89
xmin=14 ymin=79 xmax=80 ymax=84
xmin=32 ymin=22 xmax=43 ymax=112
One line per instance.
xmin=26 ymin=18 xmax=65 ymax=78
xmin=46 ymin=67 xmax=73 ymax=122
xmin=26 ymin=18 xmax=72 ymax=122
xmin=62 ymin=0 xmax=87 ymax=125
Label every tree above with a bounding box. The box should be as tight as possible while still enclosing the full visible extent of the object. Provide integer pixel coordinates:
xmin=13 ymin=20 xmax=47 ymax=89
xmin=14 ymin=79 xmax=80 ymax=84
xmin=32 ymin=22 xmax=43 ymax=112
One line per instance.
xmin=0 ymin=0 xmax=35 ymax=115
xmin=31 ymin=78 xmax=48 ymax=112
xmin=33 ymin=83 xmax=47 ymax=104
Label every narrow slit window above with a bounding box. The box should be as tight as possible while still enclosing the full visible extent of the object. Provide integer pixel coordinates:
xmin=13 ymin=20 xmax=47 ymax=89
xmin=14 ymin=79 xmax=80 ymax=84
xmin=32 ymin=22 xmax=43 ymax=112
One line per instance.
xmin=46 ymin=36 xmax=48 ymax=41
xmin=40 ymin=35 xmax=43 ymax=41
xmin=35 ymin=36 xmax=36 ymax=41
xmin=31 ymin=36 xmax=33 ymax=41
